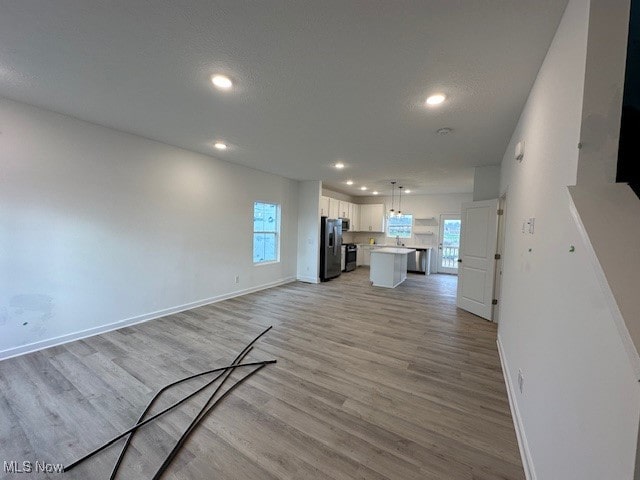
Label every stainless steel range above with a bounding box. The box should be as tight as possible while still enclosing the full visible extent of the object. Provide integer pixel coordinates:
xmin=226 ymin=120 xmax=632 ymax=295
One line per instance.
xmin=344 ymin=244 xmax=357 ymax=272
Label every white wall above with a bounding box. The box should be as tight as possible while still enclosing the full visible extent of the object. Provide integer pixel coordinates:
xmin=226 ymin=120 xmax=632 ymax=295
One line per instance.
xmin=497 ymin=1 xmax=640 ymax=478
xmin=355 ymin=193 xmax=472 ymax=246
xmin=0 ymin=97 xmax=299 ymax=359
xmin=321 ymin=188 xmax=355 ymax=203
xmin=297 ymin=181 xmax=321 ymax=283
xmin=473 ymin=165 xmax=501 ymax=201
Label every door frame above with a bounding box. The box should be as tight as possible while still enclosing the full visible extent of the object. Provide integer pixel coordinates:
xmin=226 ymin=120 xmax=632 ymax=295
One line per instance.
xmin=437 ymin=214 xmax=462 ymax=274
xmin=492 ymin=193 xmax=507 ymax=323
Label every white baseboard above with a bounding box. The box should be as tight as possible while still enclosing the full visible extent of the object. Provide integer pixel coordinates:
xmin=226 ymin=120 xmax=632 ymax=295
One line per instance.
xmin=296 ymin=275 xmax=319 ymax=284
xmin=497 ymin=334 xmax=536 ymax=480
xmin=0 ymin=276 xmax=296 ymax=361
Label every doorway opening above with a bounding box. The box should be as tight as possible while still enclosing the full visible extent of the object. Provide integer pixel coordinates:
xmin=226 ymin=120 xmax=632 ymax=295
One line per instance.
xmin=437 ymin=214 xmax=461 ymax=274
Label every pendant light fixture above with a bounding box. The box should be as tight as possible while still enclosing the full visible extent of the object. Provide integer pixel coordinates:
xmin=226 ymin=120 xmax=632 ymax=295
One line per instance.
xmin=389 ymin=181 xmax=396 ymax=216
xmin=398 ymin=186 xmax=403 ymax=216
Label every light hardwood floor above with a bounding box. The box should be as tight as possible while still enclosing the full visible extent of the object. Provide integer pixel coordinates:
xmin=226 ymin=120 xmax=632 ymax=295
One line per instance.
xmin=0 ymin=268 xmax=524 ymax=479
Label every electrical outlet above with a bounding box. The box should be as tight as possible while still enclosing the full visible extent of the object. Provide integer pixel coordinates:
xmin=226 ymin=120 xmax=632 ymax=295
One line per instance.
xmin=517 ymin=369 xmax=524 ymax=394
xmin=523 ymin=218 xmax=535 ymax=234
xmin=234 ymin=275 xmax=240 ymax=284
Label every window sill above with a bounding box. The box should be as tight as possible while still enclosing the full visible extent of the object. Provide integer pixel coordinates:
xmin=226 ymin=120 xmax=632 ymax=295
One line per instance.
xmin=254 ymin=260 xmax=280 ymax=267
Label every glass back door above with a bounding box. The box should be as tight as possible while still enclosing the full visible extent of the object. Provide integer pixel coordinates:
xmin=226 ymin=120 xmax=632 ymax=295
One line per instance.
xmin=438 ymin=214 xmax=461 ymax=274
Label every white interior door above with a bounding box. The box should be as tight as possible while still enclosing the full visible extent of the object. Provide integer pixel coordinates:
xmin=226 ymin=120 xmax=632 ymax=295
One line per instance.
xmin=456 ymin=199 xmax=499 ymax=321
xmin=437 ymin=214 xmax=461 ymax=274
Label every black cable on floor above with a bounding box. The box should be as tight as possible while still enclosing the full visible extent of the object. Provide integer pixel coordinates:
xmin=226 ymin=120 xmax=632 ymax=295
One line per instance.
xmin=151 ymin=363 xmax=268 ymax=480
xmin=63 ymin=358 xmax=273 ymax=473
xmin=63 ymin=324 xmax=274 ymax=474
xmin=146 ymin=326 xmax=275 ymax=479
xmin=108 ymin=345 xmax=254 ymax=480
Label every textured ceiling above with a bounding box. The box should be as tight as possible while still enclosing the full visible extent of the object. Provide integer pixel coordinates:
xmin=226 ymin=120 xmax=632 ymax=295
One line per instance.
xmin=0 ymin=0 xmax=568 ymax=195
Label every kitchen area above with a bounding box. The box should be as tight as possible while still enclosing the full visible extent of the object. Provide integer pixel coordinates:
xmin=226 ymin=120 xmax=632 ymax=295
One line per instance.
xmin=319 ymin=191 xmax=438 ymax=287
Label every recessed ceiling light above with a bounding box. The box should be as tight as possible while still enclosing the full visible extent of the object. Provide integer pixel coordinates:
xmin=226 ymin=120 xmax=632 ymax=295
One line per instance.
xmin=360 ymin=186 xmax=367 ymax=191
xmin=405 ymin=189 xmax=411 ymax=194
xmin=372 ymin=191 xmax=379 ymax=195
xmin=346 ymin=180 xmax=354 ymax=185
xmin=334 ymin=162 xmax=345 ymax=169
xmin=426 ymin=94 xmax=446 ymax=106
xmin=211 ymin=75 xmax=233 ymax=90
xmin=214 ymin=142 xmax=227 ymax=150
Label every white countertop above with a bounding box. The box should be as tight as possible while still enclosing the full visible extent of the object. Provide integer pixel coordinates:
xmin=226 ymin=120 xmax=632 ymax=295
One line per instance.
xmin=355 ymin=244 xmax=432 ymax=250
xmin=370 ymin=247 xmax=416 ymax=255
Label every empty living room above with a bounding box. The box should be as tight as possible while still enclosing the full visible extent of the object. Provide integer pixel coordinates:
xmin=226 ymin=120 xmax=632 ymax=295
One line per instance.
xmin=2 ymin=1 xmax=640 ymax=479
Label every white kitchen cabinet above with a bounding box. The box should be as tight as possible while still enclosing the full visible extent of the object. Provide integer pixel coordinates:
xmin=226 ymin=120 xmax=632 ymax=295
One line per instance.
xmin=362 ymin=246 xmax=372 ymax=266
xmin=369 ymin=248 xmax=413 ymax=288
xmin=328 ymin=197 xmax=340 ymax=218
xmin=338 ymin=200 xmax=350 ymax=219
xmin=351 ymin=203 xmax=360 ymax=231
xmin=319 ymin=197 xmax=379 ymax=231
xmin=320 ymin=196 xmax=330 ymax=216
xmin=356 ymin=245 xmax=366 ymax=266
xmin=358 ymin=245 xmax=383 ymax=266
xmin=358 ymin=204 xmax=385 ymax=232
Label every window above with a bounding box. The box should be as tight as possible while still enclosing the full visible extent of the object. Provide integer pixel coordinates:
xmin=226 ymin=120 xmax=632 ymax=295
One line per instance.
xmin=253 ymin=202 xmax=280 ymax=263
xmin=387 ymin=214 xmax=413 ymax=238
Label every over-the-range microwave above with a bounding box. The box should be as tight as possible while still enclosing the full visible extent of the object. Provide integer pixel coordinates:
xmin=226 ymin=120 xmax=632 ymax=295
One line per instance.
xmin=339 ymin=217 xmax=350 ymax=231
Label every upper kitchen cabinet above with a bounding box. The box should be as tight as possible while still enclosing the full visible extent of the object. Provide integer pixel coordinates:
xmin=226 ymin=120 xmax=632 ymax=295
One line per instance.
xmin=358 ymin=204 xmax=385 ymax=232
xmin=319 ymin=195 xmax=346 ymax=219
xmin=338 ymin=200 xmax=350 ymax=219
xmin=320 ymin=196 xmax=330 ymax=217
xmin=351 ymin=203 xmax=360 ymax=231
xmin=328 ymin=198 xmax=340 ymax=218
xmin=318 ymin=194 xmax=384 ymax=232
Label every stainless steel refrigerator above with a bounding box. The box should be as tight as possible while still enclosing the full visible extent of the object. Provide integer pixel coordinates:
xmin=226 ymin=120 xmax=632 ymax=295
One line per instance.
xmin=320 ymin=217 xmax=342 ymax=281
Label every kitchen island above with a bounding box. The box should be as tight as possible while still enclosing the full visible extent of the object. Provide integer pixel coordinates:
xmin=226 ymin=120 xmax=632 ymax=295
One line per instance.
xmin=369 ymin=247 xmax=416 ymax=288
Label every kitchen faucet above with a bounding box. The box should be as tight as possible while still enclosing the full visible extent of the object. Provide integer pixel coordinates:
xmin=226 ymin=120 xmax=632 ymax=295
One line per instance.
xmin=396 ymin=235 xmax=401 ymax=246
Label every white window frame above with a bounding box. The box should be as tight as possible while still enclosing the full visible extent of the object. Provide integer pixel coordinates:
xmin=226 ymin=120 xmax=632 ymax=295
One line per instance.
xmin=387 ymin=213 xmax=413 ymax=238
xmin=253 ymin=201 xmax=281 ymax=265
